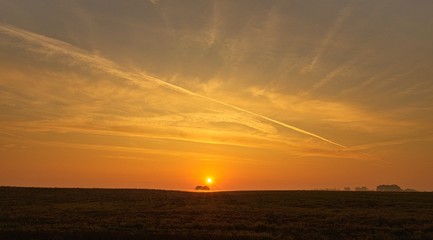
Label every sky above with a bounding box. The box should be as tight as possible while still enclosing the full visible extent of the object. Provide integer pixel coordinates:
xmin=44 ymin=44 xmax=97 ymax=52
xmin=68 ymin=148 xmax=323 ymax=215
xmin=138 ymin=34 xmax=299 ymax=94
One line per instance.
xmin=1 ymin=0 xmax=433 ymax=191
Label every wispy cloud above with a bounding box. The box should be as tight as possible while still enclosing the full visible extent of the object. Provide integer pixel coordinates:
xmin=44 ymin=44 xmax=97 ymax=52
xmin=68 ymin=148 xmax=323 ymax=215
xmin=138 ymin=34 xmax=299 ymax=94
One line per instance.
xmin=301 ymin=3 xmax=353 ymax=73
xmin=344 ymin=137 xmax=433 ymax=152
xmin=0 ymin=22 xmax=346 ymax=149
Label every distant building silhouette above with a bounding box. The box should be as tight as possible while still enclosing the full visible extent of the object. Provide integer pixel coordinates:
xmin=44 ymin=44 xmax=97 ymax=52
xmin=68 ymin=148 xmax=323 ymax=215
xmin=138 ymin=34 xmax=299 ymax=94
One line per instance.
xmin=376 ymin=184 xmax=402 ymax=192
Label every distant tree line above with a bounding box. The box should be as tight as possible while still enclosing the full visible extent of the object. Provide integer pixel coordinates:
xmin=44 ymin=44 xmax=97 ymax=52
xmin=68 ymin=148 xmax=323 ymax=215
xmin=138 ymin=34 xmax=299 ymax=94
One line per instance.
xmin=195 ymin=185 xmax=210 ymax=191
xmin=341 ymin=184 xmax=417 ymax=192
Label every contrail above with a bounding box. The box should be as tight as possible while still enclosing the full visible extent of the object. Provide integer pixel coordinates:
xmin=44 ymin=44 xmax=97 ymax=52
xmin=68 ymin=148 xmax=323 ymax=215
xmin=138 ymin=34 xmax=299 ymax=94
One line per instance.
xmin=0 ymin=23 xmax=345 ymax=148
xmin=138 ymin=74 xmax=345 ymax=148
xmin=138 ymin=73 xmax=346 ymax=148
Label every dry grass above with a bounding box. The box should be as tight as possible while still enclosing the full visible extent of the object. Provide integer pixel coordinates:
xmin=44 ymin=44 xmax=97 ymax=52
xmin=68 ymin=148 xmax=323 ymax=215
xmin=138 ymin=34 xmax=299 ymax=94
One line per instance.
xmin=1 ymin=187 xmax=433 ymax=240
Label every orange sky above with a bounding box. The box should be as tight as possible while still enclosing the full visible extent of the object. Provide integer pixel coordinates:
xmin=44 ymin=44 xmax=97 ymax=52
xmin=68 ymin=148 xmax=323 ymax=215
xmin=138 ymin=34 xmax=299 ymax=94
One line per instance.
xmin=1 ymin=0 xmax=433 ymax=191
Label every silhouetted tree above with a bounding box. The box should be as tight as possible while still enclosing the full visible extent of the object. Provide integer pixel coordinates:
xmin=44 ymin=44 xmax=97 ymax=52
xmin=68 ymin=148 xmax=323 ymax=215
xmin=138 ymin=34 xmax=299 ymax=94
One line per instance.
xmin=376 ymin=184 xmax=402 ymax=192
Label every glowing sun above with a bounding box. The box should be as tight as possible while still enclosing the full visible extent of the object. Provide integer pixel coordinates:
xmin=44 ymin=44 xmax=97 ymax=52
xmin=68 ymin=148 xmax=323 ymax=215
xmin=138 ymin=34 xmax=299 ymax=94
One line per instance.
xmin=206 ymin=177 xmax=213 ymax=184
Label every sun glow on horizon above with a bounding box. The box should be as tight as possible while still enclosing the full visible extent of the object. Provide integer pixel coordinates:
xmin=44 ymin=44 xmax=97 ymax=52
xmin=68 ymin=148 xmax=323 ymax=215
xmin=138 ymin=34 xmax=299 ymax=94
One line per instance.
xmin=206 ymin=177 xmax=213 ymax=185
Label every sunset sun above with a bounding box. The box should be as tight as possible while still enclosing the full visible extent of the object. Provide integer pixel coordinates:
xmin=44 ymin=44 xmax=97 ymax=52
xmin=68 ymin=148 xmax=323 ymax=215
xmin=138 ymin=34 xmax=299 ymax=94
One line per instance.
xmin=207 ymin=177 xmax=213 ymax=185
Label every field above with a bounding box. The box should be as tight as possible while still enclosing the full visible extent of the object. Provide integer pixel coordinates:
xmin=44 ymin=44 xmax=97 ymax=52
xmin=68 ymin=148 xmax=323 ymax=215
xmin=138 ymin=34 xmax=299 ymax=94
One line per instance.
xmin=1 ymin=187 xmax=433 ymax=240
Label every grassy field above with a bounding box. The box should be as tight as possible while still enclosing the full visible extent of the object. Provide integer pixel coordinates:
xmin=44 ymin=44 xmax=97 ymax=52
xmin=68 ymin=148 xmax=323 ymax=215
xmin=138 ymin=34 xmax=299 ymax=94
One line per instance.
xmin=1 ymin=187 xmax=433 ymax=240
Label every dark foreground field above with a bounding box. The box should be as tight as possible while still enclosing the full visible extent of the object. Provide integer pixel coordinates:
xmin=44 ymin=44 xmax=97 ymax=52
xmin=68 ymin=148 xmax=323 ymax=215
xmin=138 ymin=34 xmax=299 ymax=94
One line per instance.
xmin=1 ymin=187 xmax=433 ymax=240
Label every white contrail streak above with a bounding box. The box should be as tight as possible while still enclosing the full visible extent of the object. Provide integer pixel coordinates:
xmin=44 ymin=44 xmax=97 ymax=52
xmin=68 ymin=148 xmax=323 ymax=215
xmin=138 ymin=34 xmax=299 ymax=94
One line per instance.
xmin=0 ymin=23 xmax=345 ymax=148
xmin=138 ymin=75 xmax=345 ymax=148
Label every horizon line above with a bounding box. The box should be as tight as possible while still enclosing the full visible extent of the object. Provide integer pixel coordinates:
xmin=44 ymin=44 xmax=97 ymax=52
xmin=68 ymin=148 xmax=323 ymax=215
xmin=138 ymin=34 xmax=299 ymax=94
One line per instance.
xmin=0 ymin=185 xmax=429 ymax=192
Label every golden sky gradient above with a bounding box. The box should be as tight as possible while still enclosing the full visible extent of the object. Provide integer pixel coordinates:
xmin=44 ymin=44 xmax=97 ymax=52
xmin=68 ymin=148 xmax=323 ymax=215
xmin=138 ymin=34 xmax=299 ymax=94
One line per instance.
xmin=1 ymin=0 xmax=433 ymax=190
